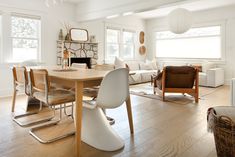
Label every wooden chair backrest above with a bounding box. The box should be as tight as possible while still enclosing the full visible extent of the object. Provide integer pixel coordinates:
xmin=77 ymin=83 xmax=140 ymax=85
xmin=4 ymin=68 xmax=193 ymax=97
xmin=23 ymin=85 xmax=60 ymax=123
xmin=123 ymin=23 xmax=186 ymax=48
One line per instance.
xmin=12 ymin=66 xmax=30 ymax=95
xmin=30 ymin=69 xmax=50 ymax=93
xmin=12 ymin=66 xmax=28 ymax=85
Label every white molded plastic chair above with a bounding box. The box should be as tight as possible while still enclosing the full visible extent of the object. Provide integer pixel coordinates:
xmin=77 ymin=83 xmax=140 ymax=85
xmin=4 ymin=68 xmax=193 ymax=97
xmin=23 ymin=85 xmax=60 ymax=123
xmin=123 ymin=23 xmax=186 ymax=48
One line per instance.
xmin=71 ymin=63 xmax=87 ymax=69
xmin=82 ymin=68 xmax=131 ymax=151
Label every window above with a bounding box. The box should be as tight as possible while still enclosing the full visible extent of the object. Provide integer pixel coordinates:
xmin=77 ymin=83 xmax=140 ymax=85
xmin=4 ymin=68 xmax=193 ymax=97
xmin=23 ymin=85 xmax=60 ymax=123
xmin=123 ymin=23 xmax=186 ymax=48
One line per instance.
xmin=11 ymin=15 xmax=41 ymax=62
xmin=122 ymin=31 xmax=135 ymax=59
xmin=106 ymin=29 xmax=120 ymax=62
xmin=155 ymin=26 xmax=222 ymax=59
xmin=0 ymin=15 xmax=2 ymax=63
xmin=105 ymin=27 xmax=135 ymax=63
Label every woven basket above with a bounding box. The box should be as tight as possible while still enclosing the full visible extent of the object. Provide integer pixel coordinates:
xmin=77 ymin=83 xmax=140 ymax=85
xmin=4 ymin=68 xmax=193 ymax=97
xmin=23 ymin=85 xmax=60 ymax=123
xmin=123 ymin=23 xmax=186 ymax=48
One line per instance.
xmin=208 ymin=108 xmax=235 ymax=157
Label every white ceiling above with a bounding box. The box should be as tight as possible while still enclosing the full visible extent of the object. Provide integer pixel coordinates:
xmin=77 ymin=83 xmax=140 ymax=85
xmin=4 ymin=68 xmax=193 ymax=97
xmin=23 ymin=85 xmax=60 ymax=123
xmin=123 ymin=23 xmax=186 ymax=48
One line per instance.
xmin=65 ymin=0 xmax=85 ymax=3
xmin=136 ymin=0 xmax=235 ymax=19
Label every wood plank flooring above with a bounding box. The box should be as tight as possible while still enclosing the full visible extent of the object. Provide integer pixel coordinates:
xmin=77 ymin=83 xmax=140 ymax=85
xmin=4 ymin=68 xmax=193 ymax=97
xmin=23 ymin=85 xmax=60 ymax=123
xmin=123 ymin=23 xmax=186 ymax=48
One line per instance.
xmin=0 ymin=85 xmax=230 ymax=157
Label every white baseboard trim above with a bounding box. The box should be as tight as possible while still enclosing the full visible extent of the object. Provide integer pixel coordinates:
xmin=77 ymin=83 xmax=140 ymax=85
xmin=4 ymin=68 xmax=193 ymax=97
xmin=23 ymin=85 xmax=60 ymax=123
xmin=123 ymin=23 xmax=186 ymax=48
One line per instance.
xmin=0 ymin=88 xmax=13 ymax=97
xmin=225 ymin=79 xmax=232 ymax=86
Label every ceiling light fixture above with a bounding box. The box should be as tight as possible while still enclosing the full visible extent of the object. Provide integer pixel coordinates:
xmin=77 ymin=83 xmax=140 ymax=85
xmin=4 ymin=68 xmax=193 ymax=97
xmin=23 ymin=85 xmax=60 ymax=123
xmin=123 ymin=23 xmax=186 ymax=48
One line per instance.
xmin=168 ymin=8 xmax=193 ymax=34
xmin=106 ymin=14 xmax=120 ymax=19
xmin=45 ymin=0 xmax=64 ymax=7
xmin=122 ymin=12 xmax=134 ymax=16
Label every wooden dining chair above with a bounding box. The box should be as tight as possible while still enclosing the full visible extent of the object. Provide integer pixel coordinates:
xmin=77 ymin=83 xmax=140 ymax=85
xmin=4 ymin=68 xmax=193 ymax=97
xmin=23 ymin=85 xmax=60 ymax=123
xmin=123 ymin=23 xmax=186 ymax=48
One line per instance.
xmin=71 ymin=62 xmax=99 ymax=98
xmin=12 ymin=66 xmax=28 ymax=113
xmin=29 ymin=69 xmax=75 ymax=143
xmin=82 ymin=68 xmax=133 ymax=151
xmin=12 ymin=66 xmax=54 ymax=126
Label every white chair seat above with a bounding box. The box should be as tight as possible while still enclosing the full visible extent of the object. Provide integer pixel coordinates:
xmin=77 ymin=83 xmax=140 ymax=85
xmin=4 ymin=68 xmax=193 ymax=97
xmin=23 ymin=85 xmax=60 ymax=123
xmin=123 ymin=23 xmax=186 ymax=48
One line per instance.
xmin=83 ymin=100 xmax=97 ymax=109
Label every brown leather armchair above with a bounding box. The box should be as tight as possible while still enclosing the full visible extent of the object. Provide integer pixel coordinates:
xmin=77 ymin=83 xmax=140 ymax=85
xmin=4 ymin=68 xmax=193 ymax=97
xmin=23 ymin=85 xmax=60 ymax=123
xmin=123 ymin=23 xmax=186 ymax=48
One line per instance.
xmin=153 ymin=66 xmax=199 ymax=103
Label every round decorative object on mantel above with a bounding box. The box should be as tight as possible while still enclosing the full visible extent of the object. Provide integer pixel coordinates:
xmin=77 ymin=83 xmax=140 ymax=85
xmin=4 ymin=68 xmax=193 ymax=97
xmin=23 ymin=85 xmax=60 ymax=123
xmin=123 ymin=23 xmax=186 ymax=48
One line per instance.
xmin=139 ymin=31 xmax=145 ymax=44
xmin=139 ymin=45 xmax=146 ymax=55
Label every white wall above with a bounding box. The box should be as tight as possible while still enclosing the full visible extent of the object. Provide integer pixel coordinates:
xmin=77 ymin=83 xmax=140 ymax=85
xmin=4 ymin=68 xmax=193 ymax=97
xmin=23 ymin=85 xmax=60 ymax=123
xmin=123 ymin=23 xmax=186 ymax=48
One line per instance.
xmin=0 ymin=0 xmax=78 ymax=97
xmin=146 ymin=5 xmax=235 ymax=84
xmin=78 ymin=15 xmax=146 ymax=64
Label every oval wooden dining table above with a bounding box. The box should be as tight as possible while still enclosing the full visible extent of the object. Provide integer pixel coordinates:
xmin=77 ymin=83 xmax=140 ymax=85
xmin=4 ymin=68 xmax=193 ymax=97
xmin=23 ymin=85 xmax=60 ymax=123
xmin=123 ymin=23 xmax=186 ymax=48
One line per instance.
xmin=26 ymin=66 xmax=134 ymax=157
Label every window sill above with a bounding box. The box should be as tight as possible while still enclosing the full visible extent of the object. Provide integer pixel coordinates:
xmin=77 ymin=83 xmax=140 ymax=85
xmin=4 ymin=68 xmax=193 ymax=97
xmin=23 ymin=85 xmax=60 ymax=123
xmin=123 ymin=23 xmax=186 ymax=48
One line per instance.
xmin=0 ymin=61 xmax=45 ymax=68
xmin=0 ymin=63 xmax=16 ymax=69
xmin=156 ymin=57 xmax=226 ymax=65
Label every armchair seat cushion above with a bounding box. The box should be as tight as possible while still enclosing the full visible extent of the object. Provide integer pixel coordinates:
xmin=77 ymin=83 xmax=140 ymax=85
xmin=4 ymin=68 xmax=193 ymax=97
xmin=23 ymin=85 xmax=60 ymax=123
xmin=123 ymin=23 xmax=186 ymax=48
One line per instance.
xmin=113 ymin=58 xmax=159 ymax=84
xmin=129 ymin=73 xmax=142 ymax=84
xmin=129 ymin=70 xmax=158 ymax=84
xmin=82 ymin=100 xmax=97 ymax=109
xmin=141 ymin=71 xmax=156 ymax=82
xmin=126 ymin=61 xmax=140 ymax=71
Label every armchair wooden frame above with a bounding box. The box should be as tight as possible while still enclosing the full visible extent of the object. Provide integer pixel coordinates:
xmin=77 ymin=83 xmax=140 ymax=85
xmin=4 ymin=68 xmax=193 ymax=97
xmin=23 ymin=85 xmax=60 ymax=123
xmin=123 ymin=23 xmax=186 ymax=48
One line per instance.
xmin=155 ymin=67 xmax=199 ymax=103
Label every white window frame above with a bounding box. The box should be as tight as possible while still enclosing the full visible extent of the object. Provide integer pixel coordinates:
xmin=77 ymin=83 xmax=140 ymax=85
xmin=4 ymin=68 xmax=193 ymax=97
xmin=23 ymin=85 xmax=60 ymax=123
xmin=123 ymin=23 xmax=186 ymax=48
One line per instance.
xmin=10 ymin=13 xmax=41 ymax=63
xmin=0 ymin=14 xmax=3 ymax=63
xmin=153 ymin=21 xmax=226 ymax=63
xmin=105 ymin=25 xmax=136 ymax=63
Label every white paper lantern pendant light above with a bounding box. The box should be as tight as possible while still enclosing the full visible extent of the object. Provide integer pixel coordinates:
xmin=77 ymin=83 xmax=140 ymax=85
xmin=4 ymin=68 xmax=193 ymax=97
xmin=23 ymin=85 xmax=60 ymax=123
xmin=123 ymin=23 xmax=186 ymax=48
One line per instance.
xmin=45 ymin=0 xmax=64 ymax=7
xmin=168 ymin=8 xmax=193 ymax=34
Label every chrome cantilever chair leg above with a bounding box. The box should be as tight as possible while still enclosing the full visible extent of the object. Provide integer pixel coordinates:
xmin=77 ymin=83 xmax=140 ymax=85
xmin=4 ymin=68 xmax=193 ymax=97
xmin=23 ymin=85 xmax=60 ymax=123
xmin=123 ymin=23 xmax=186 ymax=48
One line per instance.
xmin=63 ymin=102 xmax=74 ymax=119
xmin=70 ymin=102 xmax=74 ymax=119
xmin=29 ymin=104 xmax=75 ymax=144
xmin=12 ymin=99 xmax=54 ymax=127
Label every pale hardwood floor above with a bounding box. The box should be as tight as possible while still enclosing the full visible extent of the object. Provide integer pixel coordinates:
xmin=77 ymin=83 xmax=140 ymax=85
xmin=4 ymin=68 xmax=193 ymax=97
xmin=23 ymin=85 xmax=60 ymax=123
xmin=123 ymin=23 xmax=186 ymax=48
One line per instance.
xmin=0 ymin=85 xmax=230 ymax=157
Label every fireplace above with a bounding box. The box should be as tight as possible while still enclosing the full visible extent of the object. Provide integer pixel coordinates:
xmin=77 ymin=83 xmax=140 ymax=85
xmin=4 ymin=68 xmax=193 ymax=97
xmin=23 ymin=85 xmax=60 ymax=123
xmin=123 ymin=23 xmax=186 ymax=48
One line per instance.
xmin=70 ymin=57 xmax=91 ymax=69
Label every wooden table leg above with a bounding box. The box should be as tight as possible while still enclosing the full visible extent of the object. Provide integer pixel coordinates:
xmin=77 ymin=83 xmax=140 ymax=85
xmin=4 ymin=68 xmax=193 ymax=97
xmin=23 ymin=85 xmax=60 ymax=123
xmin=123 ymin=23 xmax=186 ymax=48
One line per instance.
xmin=75 ymin=81 xmax=83 ymax=157
xmin=126 ymin=95 xmax=134 ymax=134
